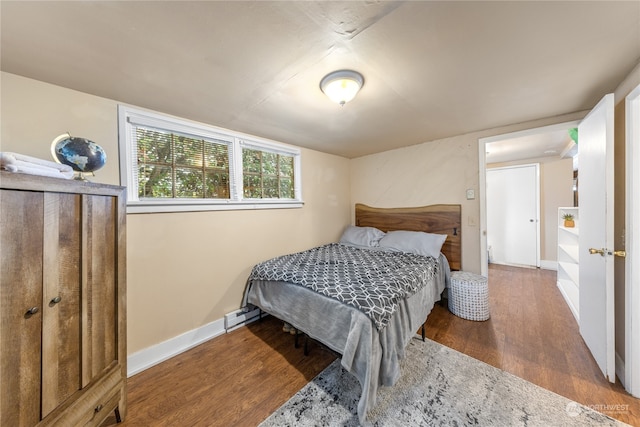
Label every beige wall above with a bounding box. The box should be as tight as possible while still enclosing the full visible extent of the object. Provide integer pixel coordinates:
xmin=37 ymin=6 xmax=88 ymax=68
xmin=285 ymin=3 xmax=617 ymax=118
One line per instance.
xmin=350 ymin=113 xmax=585 ymax=274
xmin=1 ymin=73 xmax=122 ymax=184
xmin=1 ymin=72 xmax=351 ymax=354
xmin=541 ymin=159 xmax=574 ymax=261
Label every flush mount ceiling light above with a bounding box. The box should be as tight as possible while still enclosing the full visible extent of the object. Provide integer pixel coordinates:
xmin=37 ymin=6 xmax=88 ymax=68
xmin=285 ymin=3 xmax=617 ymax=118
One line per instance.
xmin=320 ymin=70 xmax=364 ymax=106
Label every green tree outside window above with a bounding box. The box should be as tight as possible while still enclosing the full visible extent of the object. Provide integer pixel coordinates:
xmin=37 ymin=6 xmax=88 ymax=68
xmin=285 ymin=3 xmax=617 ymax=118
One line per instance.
xmin=242 ymin=148 xmax=294 ymax=199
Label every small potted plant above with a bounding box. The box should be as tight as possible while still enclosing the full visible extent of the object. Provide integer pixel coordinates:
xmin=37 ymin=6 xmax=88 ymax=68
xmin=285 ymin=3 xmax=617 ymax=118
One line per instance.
xmin=562 ymin=213 xmax=575 ymax=228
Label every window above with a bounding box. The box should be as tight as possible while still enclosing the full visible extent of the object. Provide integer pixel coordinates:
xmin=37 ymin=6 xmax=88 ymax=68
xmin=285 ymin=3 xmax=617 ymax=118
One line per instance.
xmin=136 ymin=127 xmax=231 ymax=199
xmin=118 ymin=105 xmax=302 ymax=213
xmin=242 ymin=148 xmax=294 ymax=199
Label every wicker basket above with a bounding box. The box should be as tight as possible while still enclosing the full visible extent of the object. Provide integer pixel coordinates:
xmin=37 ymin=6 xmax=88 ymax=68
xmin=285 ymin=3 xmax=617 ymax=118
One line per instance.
xmin=448 ymin=271 xmax=490 ymax=321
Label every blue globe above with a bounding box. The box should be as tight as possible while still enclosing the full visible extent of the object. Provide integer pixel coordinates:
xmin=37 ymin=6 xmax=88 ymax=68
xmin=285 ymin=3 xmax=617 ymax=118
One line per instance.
xmin=52 ymin=136 xmax=107 ymax=172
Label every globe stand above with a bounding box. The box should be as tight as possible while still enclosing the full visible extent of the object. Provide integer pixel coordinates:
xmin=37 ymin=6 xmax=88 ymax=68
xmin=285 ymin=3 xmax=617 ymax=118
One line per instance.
xmin=74 ymin=172 xmax=94 ymax=182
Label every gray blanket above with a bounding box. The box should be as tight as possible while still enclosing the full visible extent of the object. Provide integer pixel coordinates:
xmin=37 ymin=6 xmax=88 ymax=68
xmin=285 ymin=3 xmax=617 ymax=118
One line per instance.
xmin=247 ymin=243 xmax=440 ymax=330
xmin=244 ymin=244 xmax=449 ymax=424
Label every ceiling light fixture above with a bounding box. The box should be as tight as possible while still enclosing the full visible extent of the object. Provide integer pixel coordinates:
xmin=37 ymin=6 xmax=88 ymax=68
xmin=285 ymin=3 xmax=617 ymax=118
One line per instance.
xmin=320 ymin=70 xmax=364 ymax=106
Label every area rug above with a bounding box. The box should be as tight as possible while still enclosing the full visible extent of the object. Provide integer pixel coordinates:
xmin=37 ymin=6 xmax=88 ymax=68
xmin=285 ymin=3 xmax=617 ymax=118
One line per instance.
xmin=259 ymin=338 xmax=628 ymax=427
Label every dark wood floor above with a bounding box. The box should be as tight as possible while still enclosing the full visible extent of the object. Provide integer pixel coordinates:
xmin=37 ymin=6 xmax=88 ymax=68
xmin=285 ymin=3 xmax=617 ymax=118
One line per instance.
xmin=103 ymin=264 xmax=639 ymax=426
xmin=428 ymin=264 xmax=638 ymax=426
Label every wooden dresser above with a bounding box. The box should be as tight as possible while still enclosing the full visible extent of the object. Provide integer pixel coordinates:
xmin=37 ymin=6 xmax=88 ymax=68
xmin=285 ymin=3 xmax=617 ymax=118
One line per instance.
xmin=0 ymin=172 xmax=126 ymax=426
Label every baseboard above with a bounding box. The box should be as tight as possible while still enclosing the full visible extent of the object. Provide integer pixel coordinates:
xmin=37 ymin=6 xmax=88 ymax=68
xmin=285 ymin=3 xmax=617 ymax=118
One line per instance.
xmin=126 ymin=310 xmax=268 ymax=377
xmin=127 ymin=318 xmax=226 ymax=377
xmin=616 ymin=351 xmax=626 ymax=388
xmin=539 ymin=260 xmax=557 ymax=270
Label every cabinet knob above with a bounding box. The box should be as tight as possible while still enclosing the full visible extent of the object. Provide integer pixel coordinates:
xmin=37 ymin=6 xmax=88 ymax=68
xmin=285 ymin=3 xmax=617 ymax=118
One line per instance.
xmin=94 ymin=404 xmax=104 ymax=413
xmin=50 ymin=296 xmax=62 ymax=305
xmin=25 ymin=306 xmax=39 ymax=316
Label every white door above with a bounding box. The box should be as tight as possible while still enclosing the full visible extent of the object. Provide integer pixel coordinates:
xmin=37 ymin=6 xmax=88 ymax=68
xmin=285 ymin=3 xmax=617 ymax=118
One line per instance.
xmin=486 ymin=164 xmax=539 ymax=267
xmin=578 ymin=93 xmax=615 ymax=382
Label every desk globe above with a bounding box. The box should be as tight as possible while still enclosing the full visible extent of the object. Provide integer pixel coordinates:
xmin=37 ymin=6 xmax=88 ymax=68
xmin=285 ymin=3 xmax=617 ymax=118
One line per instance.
xmin=51 ymin=133 xmax=106 ymax=180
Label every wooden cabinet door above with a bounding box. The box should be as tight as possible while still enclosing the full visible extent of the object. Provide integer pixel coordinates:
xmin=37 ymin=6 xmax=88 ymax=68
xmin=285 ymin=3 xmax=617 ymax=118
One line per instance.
xmin=41 ymin=193 xmax=82 ymax=417
xmin=0 ymin=190 xmax=44 ymax=426
xmin=81 ymin=194 xmax=118 ymax=386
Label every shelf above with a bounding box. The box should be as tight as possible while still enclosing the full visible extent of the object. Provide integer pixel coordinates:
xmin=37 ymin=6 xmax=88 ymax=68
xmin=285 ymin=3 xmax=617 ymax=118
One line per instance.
xmin=558 ymin=261 xmax=579 ymax=284
xmin=558 ymin=244 xmax=579 ymax=263
xmin=559 ymin=226 xmax=579 ymax=236
xmin=558 ymin=207 xmax=579 ymax=320
xmin=557 ymin=278 xmax=579 ymax=294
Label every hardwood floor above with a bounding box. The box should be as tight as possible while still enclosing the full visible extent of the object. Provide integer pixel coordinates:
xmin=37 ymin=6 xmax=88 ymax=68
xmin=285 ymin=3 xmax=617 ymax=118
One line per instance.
xmin=102 ymin=316 xmax=337 ymax=427
xmin=427 ymin=264 xmax=639 ymax=426
xmin=103 ymin=264 xmax=639 ymax=426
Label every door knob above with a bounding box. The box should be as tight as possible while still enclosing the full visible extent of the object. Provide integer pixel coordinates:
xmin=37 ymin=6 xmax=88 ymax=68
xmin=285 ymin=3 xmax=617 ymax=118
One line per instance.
xmin=589 ymin=248 xmax=627 ymax=257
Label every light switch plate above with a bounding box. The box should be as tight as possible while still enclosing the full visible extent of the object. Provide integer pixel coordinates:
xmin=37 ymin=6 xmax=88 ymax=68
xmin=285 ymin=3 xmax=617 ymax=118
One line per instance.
xmin=466 ymin=189 xmax=475 ymax=200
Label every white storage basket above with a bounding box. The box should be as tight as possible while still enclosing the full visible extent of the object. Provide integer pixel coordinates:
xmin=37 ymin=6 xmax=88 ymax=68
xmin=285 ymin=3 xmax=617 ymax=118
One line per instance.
xmin=448 ymin=271 xmax=490 ymax=321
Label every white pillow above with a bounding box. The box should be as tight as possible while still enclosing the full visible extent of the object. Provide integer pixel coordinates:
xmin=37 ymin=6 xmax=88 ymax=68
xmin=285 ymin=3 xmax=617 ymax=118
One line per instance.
xmin=339 ymin=225 xmax=385 ymax=247
xmin=378 ymin=230 xmax=447 ymax=258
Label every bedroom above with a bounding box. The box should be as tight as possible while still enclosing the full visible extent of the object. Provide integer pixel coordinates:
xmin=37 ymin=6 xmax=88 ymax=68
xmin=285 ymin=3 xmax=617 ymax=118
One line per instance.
xmin=1 ymin=1 xmax=639 ymax=426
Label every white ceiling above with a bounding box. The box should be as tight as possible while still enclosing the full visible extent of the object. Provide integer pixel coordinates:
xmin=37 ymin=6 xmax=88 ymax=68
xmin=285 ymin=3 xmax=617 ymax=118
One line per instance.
xmin=485 ymin=128 xmax=577 ymax=165
xmin=1 ymin=1 xmax=639 ymax=159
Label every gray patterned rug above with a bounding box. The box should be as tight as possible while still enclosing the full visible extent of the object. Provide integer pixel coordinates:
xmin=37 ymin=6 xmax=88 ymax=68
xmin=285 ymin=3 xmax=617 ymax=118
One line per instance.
xmin=259 ymin=338 xmax=628 ymax=427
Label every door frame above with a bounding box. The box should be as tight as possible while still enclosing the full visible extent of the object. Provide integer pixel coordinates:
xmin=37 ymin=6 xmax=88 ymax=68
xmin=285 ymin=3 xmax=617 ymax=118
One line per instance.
xmin=478 ymin=120 xmax=580 ymax=277
xmin=625 ymin=84 xmax=640 ymax=397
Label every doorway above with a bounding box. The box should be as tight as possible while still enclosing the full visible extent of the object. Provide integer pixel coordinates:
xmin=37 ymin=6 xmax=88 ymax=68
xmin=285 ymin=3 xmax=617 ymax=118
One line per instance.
xmin=479 ymin=121 xmax=580 ymax=277
xmin=486 ymin=164 xmax=539 ymax=267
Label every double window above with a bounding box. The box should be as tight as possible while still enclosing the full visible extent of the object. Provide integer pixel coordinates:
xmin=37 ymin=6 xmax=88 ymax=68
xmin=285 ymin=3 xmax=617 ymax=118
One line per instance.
xmin=118 ymin=105 xmax=302 ymax=213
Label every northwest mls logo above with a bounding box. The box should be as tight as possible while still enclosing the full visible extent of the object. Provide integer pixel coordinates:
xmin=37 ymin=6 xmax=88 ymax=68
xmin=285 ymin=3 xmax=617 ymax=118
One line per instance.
xmin=566 ymin=401 xmax=582 ymax=417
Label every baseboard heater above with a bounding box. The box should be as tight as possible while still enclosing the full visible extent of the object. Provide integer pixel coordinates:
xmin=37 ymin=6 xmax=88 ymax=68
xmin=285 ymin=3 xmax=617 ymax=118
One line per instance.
xmin=224 ymin=306 xmax=263 ymax=331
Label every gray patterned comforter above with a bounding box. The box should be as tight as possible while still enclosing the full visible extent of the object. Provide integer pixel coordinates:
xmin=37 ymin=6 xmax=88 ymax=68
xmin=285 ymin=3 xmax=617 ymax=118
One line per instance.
xmin=247 ymin=243 xmax=439 ymax=330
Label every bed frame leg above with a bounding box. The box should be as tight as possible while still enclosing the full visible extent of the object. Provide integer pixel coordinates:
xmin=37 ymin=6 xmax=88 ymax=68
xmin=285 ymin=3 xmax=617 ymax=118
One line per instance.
xmin=294 ymin=332 xmax=310 ymax=355
xmin=421 ymin=324 xmax=426 ymax=342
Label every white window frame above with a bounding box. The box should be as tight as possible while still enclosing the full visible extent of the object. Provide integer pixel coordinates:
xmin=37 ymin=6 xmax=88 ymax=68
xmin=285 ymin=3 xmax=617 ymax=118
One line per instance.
xmin=118 ymin=105 xmax=303 ymax=213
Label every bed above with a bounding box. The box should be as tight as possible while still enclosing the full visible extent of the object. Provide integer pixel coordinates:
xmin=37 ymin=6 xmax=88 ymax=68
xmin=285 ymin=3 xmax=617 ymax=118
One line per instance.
xmin=244 ymin=203 xmax=461 ymax=423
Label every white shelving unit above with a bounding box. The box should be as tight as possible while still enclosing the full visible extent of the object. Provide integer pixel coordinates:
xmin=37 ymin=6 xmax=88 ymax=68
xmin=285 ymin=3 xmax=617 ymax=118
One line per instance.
xmin=557 ymin=207 xmax=579 ymax=322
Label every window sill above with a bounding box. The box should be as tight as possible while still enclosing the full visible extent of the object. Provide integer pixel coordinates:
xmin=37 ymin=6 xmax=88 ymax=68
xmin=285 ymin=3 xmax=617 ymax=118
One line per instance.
xmin=126 ymin=199 xmax=304 ymax=214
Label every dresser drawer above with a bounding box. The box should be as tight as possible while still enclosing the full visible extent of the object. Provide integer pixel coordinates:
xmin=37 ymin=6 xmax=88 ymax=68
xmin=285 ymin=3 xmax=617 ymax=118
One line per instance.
xmin=39 ymin=365 xmax=124 ymax=427
xmin=82 ymin=389 xmax=122 ymax=427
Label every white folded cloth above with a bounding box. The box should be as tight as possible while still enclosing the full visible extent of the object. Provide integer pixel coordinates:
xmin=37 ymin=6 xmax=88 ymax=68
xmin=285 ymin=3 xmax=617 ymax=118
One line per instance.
xmin=0 ymin=152 xmax=75 ymax=179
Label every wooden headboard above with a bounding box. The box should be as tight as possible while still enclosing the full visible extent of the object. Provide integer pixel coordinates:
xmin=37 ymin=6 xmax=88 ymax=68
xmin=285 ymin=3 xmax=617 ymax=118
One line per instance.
xmin=355 ymin=203 xmax=462 ymax=271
